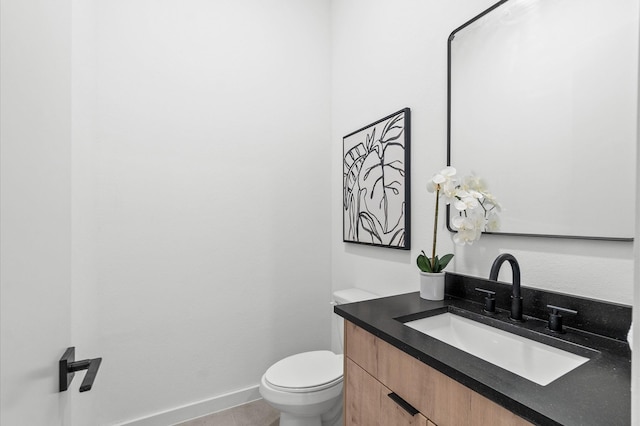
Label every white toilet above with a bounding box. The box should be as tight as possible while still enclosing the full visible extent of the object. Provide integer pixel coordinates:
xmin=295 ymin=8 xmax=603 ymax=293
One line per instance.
xmin=259 ymin=288 xmax=379 ymax=426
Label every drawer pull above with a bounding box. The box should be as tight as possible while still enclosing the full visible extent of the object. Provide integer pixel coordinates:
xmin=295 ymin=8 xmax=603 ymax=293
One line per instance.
xmin=387 ymin=392 xmax=419 ymax=416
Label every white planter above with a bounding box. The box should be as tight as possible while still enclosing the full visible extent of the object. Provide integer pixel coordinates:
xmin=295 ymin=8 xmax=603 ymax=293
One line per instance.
xmin=419 ymin=272 xmax=445 ymax=301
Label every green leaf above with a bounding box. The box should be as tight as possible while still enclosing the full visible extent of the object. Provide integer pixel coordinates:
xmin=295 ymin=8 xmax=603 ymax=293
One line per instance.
xmin=438 ymin=253 xmax=454 ymax=271
xmin=424 ymin=259 xmax=433 ymax=273
xmin=417 ymin=250 xmax=451 ymax=273
xmin=416 ymin=254 xmax=430 ymax=272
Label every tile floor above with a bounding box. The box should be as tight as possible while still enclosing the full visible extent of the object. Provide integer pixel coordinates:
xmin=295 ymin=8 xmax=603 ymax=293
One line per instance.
xmin=174 ymin=399 xmax=279 ymax=426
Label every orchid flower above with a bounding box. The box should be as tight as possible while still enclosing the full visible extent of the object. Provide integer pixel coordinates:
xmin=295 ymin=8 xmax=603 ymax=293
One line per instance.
xmin=418 ymin=167 xmax=501 ymax=272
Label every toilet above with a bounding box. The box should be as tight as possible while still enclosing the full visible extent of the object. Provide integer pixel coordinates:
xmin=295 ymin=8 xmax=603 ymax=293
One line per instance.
xmin=259 ymin=288 xmax=379 ymax=426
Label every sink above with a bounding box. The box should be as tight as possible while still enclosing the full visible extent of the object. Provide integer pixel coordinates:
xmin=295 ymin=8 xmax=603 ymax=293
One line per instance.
xmin=404 ymin=313 xmax=589 ymax=386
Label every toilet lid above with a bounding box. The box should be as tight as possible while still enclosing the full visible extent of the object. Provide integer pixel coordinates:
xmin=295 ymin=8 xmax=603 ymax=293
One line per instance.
xmin=264 ymin=351 xmax=343 ymax=392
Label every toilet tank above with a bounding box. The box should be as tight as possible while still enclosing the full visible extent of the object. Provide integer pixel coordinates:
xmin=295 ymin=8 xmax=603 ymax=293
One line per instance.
xmin=331 ymin=288 xmax=378 ymax=354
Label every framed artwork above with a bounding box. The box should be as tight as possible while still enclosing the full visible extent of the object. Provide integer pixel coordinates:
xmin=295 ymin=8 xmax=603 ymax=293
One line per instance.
xmin=343 ymin=108 xmax=410 ymax=249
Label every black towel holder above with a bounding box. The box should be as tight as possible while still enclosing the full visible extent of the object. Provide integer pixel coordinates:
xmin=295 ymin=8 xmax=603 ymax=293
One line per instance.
xmin=59 ymin=347 xmax=102 ymax=392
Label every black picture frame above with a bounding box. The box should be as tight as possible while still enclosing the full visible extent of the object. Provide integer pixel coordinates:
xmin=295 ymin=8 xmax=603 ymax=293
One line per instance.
xmin=343 ymin=108 xmax=411 ymax=249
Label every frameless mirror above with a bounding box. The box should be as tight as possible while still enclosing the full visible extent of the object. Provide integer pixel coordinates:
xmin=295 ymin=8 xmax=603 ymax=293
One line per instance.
xmin=448 ymin=0 xmax=637 ymax=240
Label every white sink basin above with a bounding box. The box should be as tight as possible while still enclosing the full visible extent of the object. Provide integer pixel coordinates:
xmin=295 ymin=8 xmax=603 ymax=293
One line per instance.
xmin=405 ymin=313 xmax=589 ymax=386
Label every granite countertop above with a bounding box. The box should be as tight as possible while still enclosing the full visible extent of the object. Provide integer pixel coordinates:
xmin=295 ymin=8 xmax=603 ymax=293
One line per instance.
xmin=335 ymin=290 xmax=631 ymax=426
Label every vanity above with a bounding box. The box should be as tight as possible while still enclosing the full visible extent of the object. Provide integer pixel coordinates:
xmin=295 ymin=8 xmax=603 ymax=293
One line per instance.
xmin=335 ymin=273 xmax=632 ymax=426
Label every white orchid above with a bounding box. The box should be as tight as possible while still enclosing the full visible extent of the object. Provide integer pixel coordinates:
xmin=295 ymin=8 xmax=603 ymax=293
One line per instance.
xmin=461 ymin=174 xmax=487 ymax=191
xmin=453 ymin=212 xmax=487 ymax=244
xmin=427 ymin=166 xmax=457 ymax=192
xmin=418 ymin=167 xmax=458 ymax=273
xmin=485 ymin=211 xmax=501 ymax=232
xmin=453 ymin=189 xmax=480 ymax=211
xmin=440 ymin=181 xmax=459 ymax=205
xmin=434 ymin=166 xmax=457 ymax=183
xmin=452 ymin=216 xmax=479 ymax=245
xmin=450 ymin=172 xmax=501 ymax=245
xmin=481 ymin=191 xmax=502 ymax=212
xmin=418 ymin=166 xmax=501 ymax=272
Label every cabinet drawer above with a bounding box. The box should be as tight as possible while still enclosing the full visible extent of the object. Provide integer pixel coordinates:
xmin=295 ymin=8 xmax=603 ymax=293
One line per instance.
xmin=345 ymin=321 xmax=533 ymax=426
xmin=346 ymin=357 xmax=428 ymax=426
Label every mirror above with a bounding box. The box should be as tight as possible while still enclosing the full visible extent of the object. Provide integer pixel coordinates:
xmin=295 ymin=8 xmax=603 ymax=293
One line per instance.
xmin=448 ymin=0 xmax=637 ymax=241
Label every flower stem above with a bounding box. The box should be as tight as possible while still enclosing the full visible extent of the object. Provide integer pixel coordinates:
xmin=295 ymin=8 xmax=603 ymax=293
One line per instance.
xmin=431 ymin=187 xmax=440 ymax=271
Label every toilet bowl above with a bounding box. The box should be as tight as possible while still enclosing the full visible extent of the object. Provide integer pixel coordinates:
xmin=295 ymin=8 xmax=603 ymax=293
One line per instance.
xmin=259 ymin=289 xmax=378 ymax=426
xmin=259 ymin=351 xmax=344 ymax=426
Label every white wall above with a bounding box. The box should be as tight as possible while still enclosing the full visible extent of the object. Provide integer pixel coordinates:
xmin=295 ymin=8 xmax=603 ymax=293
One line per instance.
xmin=1 ymin=0 xmax=73 ymax=425
xmin=70 ymin=0 xmax=100 ymax=423
xmin=331 ymin=0 xmax=636 ymax=305
xmin=71 ymin=1 xmax=332 ymax=423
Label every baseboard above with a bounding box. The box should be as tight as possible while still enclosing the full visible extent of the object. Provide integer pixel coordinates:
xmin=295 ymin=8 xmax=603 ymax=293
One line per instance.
xmin=115 ymin=385 xmax=262 ymax=426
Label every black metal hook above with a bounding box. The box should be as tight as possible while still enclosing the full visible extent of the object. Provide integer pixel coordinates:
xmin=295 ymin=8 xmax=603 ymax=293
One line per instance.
xmin=59 ymin=347 xmax=102 ymax=392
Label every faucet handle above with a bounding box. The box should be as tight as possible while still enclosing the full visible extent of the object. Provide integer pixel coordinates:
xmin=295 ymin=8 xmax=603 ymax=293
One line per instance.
xmin=475 ymin=288 xmax=496 ymax=313
xmin=547 ymin=304 xmax=578 ymax=333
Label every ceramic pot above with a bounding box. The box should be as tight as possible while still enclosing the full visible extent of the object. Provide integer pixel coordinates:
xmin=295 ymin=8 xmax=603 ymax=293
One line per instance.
xmin=419 ymin=272 xmax=445 ymax=301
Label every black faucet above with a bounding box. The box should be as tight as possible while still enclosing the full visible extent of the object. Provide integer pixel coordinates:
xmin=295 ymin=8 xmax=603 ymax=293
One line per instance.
xmin=489 ymin=253 xmax=524 ymax=321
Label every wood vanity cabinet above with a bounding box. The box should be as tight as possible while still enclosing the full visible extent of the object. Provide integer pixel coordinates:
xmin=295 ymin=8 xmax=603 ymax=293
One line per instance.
xmin=344 ymin=320 xmax=533 ymax=426
xmin=346 ymin=358 xmax=431 ymax=426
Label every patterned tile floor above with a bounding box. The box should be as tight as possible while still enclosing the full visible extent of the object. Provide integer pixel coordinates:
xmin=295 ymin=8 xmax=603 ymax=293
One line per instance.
xmin=174 ymin=399 xmax=279 ymax=426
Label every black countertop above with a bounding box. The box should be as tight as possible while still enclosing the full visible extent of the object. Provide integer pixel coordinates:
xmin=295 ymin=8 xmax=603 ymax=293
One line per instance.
xmin=335 ymin=286 xmax=631 ymax=425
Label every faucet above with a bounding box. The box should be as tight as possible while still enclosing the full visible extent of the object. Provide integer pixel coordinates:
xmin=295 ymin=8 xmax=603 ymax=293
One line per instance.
xmin=489 ymin=253 xmax=523 ymax=321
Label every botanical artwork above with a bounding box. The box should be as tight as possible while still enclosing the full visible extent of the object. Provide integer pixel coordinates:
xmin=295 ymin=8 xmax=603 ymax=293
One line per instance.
xmin=343 ymin=108 xmax=410 ymax=249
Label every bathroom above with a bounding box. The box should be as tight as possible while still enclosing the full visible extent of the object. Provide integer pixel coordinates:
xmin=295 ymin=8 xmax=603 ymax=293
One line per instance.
xmin=1 ymin=0 xmax=638 ymax=425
